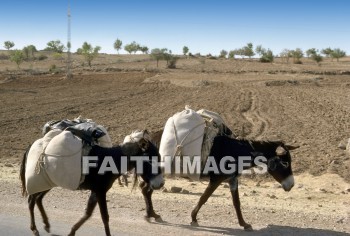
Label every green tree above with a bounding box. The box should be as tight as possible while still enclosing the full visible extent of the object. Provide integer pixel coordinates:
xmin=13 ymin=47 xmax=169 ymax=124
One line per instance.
xmin=255 ymin=45 xmax=274 ymax=63
xmin=306 ymin=48 xmax=317 ymax=58
xmin=10 ymin=50 xmax=25 ymax=68
xmin=330 ymin=48 xmax=346 ymax=62
xmin=183 ymin=46 xmax=189 ymax=56
xmin=140 ymin=46 xmax=149 ymax=54
xmin=311 ymin=53 xmax=323 ymax=65
xmin=27 ymin=45 xmax=37 ymax=58
xmin=228 ymin=50 xmax=235 ymax=59
xmin=243 ymin=42 xmax=255 ymax=58
xmin=321 ymin=47 xmax=333 ymax=58
xmin=150 ymin=48 xmax=168 ymax=67
xmin=219 ymin=50 xmax=228 ymax=58
xmin=22 ymin=45 xmax=37 ymax=60
xmin=79 ymin=42 xmax=101 ymax=67
xmin=4 ymin=41 xmax=15 ymax=50
xmin=124 ymin=41 xmax=140 ymax=54
xmin=114 ymin=39 xmax=122 ymax=54
xmin=45 ymin=40 xmax=65 ymax=53
xmin=229 ymin=49 xmax=242 ymax=59
xmin=22 ymin=46 xmax=30 ymax=59
xmin=290 ymin=48 xmax=304 ymax=64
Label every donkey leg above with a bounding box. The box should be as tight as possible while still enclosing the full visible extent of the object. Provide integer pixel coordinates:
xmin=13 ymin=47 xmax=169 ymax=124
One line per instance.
xmin=35 ymin=190 xmax=51 ymax=233
xmin=141 ymin=182 xmax=161 ymax=222
xmin=28 ymin=194 xmax=39 ymax=236
xmin=229 ymin=177 xmax=252 ymax=231
xmin=68 ymin=192 xmax=97 ymax=236
xmin=96 ymin=192 xmax=111 ymax=236
xmin=191 ymin=179 xmax=222 ymax=226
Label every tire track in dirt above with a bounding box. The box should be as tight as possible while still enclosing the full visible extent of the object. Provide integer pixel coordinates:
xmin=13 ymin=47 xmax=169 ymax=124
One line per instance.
xmin=240 ymin=89 xmax=270 ymax=139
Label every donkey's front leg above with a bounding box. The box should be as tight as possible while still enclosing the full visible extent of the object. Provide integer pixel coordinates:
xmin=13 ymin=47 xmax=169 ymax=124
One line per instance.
xmin=68 ymin=192 xmax=97 ymax=236
xmin=229 ymin=177 xmax=252 ymax=231
xmin=141 ymin=181 xmax=162 ymax=222
xmin=96 ymin=192 xmax=111 ymax=236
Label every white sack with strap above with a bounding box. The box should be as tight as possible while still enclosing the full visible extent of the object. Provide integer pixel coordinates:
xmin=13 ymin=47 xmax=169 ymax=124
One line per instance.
xmin=44 ymin=131 xmax=83 ymax=190
xmin=159 ymin=108 xmax=205 ymax=179
xmin=25 ymin=130 xmax=83 ymax=195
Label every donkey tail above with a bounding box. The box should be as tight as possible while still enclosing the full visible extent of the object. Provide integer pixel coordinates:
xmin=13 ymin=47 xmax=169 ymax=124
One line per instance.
xmin=20 ymin=145 xmax=30 ymax=197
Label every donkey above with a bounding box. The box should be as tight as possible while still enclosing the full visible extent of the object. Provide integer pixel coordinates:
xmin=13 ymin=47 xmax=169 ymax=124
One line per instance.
xmin=20 ymin=133 xmax=164 ymax=236
xmin=151 ymin=132 xmax=298 ymax=231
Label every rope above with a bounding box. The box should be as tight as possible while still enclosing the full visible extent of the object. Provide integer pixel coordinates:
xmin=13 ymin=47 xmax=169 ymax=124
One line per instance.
xmin=172 ymin=120 xmax=205 ymax=157
xmin=34 ymin=146 xmax=82 ymax=174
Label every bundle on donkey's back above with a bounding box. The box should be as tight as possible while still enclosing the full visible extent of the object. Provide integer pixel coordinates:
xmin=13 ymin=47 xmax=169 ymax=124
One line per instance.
xmin=20 ymin=117 xmax=164 ymax=236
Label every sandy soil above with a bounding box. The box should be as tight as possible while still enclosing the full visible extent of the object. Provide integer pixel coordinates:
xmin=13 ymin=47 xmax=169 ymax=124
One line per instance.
xmin=0 ymin=55 xmax=349 ymax=235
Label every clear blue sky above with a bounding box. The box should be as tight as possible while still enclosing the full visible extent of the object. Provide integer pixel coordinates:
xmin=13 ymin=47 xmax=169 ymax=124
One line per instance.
xmin=1 ymin=0 xmax=349 ymax=55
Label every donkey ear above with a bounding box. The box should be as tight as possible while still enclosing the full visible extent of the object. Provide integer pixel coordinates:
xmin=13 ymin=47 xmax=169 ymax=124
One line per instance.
xmin=138 ymin=138 xmax=149 ymax=151
xmin=285 ymin=144 xmax=300 ymax=151
xmin=276 ymin=146 xmax=287 ymax=156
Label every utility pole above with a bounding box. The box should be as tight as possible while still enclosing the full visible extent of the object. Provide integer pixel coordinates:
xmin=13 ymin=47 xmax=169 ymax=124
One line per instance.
xmin=66 ymin=0 xmax=73 ymax=79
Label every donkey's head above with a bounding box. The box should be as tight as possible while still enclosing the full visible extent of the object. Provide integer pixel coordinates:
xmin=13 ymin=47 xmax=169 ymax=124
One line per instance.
xmin=265 ymin=143 xmax=299 ymax=191
xmin=122 ymin=130 xmax=164 ymax=190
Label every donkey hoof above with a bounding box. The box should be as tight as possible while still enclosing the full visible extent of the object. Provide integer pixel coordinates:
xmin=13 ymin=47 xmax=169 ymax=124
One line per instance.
xmin=44 ymin=225 xmax=50 ymax=233
xmin=144 ymin=216 xmax=151 ymax=223
xmin=190 ymin=221 xmax=199 ymax=227
xmin=155 ymin=216 xmax=164 ymax=223
xmin=244 ymin=224 xmax=253 ymax=231
xmin=32 ymin=229 xmax=40 ymax=236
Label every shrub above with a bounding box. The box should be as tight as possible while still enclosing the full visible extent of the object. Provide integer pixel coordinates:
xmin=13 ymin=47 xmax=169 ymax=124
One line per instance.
xmin=167 ymin=56 xmax=178 ymax=69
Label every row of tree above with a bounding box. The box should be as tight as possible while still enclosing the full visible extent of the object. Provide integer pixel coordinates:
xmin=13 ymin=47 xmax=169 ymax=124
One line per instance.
xmin=3 ymin=39 xmax=348 ymax=68
xmin=215 ymin=43 xmax=347 ymax=64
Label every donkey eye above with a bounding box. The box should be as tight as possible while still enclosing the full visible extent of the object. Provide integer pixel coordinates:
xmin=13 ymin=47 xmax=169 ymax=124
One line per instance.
xmin=280 ymin=161 xmax=289 ymax=168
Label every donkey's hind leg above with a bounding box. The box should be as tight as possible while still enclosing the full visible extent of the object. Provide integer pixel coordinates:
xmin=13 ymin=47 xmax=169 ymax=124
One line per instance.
xmin=191 ymin=177 xmax=223 ymax=226
xmin=35 ymin=190 xmax=51 ymax=233
xmin=28 ymin=193 xmax=39 ymax=236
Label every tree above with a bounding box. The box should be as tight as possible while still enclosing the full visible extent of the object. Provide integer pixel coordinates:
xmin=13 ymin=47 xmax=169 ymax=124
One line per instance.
xmin=140 ymin=46 xmax=149 ymax=54
xmin=45 ymin=40 xmax=65 ymax=53
xmin=228 ymin=50 xmax=235 ymax=59
xmin=183 ymin=46 xmax=189 ymax=56
xmin=330 ymin=48 xmax=346 ymax=62
xmin=311 ymin=53 xmax=323 ymax=65
xmin=150 ymin=48 xmax=169 ymax=67
xmin=22 ymin=45 xmax=37 ymax=60
xmin=22 ymin=46 xmax=30 ymax=59
xmin=78 ymin=42 xmax=101 ymax=67
xmin=219 ymin=50 xmax=228 ymax=58
xmin=280 ymin=49 xmax=292 ymax=63
xmin=290 ymin=48 xmax=304 ymax=64
xmin=124 ymin=41 xmax=140 ymax=54
xmin=27 ymin=45 xmax=37 ymax=58
xmin=243 ymin=42 xmax=255 ymax=58
xmin=10 ymin=50 xmax=24 ymax=68
xmin=229 ymin=49 xmax=242 ymax=59
xmin=306 ymin=48 xmax=317 ymax=58
xmin=321 ymin=47 xmax=333 ymax=58
xmin=4 ymin=41 xmax=15 ymax=50
xmin=255 ymin=45 xmax=274 ymax=63
xmin=113 ymin=39 xmax=122 ymax=54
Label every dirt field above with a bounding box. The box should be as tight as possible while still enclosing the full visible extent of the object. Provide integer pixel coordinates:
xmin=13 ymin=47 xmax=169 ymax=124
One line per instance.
xmin=0 ymin=54 xmax=349 ymax=235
